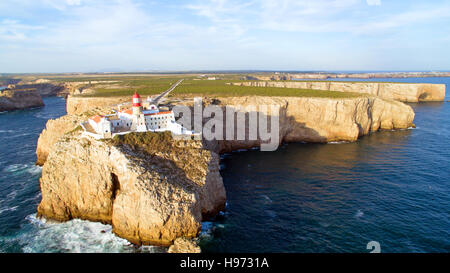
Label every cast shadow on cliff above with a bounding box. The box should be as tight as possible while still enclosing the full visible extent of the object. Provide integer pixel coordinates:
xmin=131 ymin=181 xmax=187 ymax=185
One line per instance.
xmin=112 ymin=142 xmax=225 ymax=221
xmin=210 ymin=106 xmax=329 ymax=153
xmin=173 ymin=101 xmax=329 ymax=153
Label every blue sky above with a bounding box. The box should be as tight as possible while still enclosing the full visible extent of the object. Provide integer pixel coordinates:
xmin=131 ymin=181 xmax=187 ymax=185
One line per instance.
xmin=1 ymin=0 xmax=450 ymax=73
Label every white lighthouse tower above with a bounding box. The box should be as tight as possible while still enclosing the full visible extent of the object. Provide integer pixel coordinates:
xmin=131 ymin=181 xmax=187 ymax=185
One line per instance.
xmin=132 ymin=91 xmax=142 ymax=116
xmin=132 ymin=91 xmax=147 ymax=131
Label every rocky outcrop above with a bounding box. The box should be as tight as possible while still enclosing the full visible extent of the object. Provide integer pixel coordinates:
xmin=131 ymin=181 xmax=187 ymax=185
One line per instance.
xmin=37 ymin=132 xmax=226 ymax=246
xmin=36 ymin=115 xmax=84 ymax=165
xmin=0 ymin=89 xmax=44 ymax=112
xmin=232 ymin=81 xmax=446 ymax=102
xmin=168 ymin=238 xmax=201 ymax=253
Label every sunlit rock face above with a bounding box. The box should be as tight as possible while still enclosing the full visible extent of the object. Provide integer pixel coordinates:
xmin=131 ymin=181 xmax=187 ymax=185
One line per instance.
xmin=0 ymin=89 xmax=44 ymax=112
xmin=35 ymin=95 xmax=414 ymax=247
xmin=37 ymin=132 xmax=226 ymax=246
xmin=233 ymin=81 xmax=445 ymax=102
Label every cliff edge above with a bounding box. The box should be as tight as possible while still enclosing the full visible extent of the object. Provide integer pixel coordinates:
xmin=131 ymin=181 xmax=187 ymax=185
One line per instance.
xmin=232 ymin=81 xmax=445 ymax=102
xmin=0 ymin=89 xmax=44 ymax=112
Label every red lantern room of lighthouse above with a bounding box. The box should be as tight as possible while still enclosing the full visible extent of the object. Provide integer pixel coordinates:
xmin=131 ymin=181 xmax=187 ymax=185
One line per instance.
xmin=132 ymin=91 xmax=142 ymax=116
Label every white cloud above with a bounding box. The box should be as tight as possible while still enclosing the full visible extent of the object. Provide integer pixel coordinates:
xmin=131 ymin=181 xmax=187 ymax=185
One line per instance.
xmin=366 ymin=0 xmax=381 ymax=6
xmin=0 ymin=19 xmax=44 ymax=41
xmin=66 ymin=0 xmax=81 ymax=6
xmin=1 ymin=0 xmax=450 ymax=72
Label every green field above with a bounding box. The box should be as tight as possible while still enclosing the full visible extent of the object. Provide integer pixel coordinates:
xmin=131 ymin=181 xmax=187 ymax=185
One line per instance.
xmin=72 ymin=76 xmax=364 ymax=99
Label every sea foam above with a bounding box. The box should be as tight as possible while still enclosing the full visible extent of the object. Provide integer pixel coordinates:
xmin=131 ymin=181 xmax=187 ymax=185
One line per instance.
xmin=21 ymin=215 xmax=166 ymax=253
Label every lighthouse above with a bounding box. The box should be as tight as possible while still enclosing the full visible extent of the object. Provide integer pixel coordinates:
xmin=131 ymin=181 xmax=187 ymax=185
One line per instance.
xmin=132 ymin=91 xmax=142 ymax=116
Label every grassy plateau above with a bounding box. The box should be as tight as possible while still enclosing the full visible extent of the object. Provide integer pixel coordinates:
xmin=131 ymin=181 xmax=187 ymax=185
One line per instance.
xmin=67 ymin=75 xmax=364 ymax=99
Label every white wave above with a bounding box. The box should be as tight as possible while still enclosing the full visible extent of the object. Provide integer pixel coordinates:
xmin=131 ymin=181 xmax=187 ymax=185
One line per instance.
xmin=2 ymin=163 xmax=41 ymax=176
xmin=3 ymin=132 xmax=32 ymax=139
xmin=6 ymin=190 xmax=17 ymax=201
xmin=200 ymin=221 xmax=214 ymax=239
xmin=0 ymin=130 xmax=15 ymax=133
xmin=0 ymin=205 xmax=18 ymax=215
xmin=21 ymin=214 xmax=166 ymax=253
xmin=261 ymin=194 xmax=273 ymax=204
xmin=2 ymin=164 xmax=27 ymax=173
xmin=33 ymin=113 xmax=54 ymax=119
xmin=328 ymin=141 xmax=349 ymax=144
xmin=26 ymin=165 xmax=42 ymax=175
xmin=19 ymin=192 xmax=42 ymax=205
xmin=355 ymin=209 xmax=364 ymax=218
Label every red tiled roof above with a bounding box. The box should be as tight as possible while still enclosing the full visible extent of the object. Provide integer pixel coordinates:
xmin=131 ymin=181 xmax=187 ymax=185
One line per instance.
xmin=120 ymin=109 xmax=133 ymax=115
xmin=90 ymin=115 xmax=103 ymax=124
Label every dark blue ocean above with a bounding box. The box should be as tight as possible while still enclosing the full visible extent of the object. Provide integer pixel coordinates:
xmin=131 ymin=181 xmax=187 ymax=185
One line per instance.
xmin=0 ymin=78 xmax=449 ymax=253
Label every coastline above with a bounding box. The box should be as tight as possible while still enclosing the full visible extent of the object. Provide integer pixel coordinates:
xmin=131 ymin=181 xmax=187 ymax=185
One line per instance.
xmin=1 ymin=76 xmax=449 ymax=253
xmin=34 ymin=92 xmax=415 ymax=248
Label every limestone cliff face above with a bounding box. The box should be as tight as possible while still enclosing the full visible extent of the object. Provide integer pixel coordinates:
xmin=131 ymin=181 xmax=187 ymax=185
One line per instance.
xmin=14 ymin=83 xmax=68 ymax=97
xmin=180 ymin=96 xmax=415 ymax=153
xmin=67 ymin=95 xmax=129 ymax=115
xmin=35 ymin=95 xmax=414 ymax=248
xmin=233 ymin=81 xmax=446 ymax=102
xmin=36 ymin=115 xmax=83 ymax=165
xmin=37 ymin=132 xmax=226 ymax=246
xmin=36 ymin=95 xmax=415 ymax=165
xmin=0 ymin=89 xmax=44 ymax=112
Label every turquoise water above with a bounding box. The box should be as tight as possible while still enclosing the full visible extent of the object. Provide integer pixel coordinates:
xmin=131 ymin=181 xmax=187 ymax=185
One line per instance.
xmin=0 ymin=79 xmax=449 ymax=253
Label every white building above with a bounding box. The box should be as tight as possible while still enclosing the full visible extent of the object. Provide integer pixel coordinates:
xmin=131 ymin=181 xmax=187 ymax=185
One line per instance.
xmin=82 ymin=91 xmax=194 ymax=139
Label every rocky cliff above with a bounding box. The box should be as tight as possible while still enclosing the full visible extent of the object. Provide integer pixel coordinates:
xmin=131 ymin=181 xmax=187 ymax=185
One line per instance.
xmin=232 ymin=81 xmax=446 ymax=102
xmin=36 ymin=115 xmax=84 ymax=165
xmin=0 ymin=89 xmax=44 ymax=112
xmin=199 ymin=96 xmax=415 ymax=153
xmin=37 ymin=132 xmax=226 ymax=246
xmin=11 ymin=83 xmax=68 ymax=97
xmin=35 ymin=95 xmax=414 ymax=247
xmin=249 ymin=72 xmax=450 ymax=80
xmin=37 ymin=95 xmax=415 ymax=165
